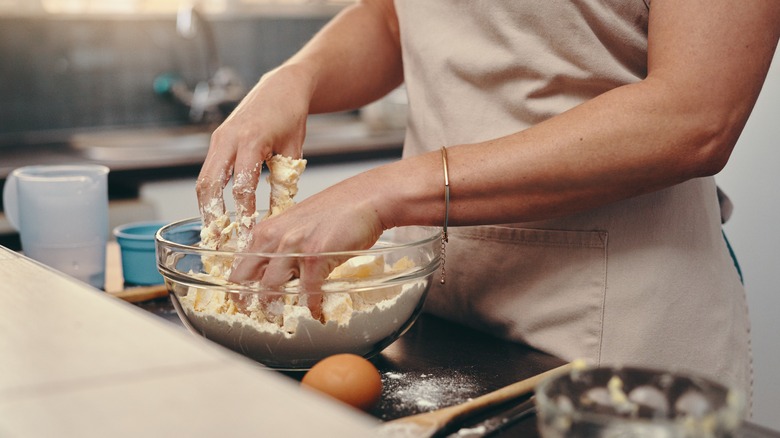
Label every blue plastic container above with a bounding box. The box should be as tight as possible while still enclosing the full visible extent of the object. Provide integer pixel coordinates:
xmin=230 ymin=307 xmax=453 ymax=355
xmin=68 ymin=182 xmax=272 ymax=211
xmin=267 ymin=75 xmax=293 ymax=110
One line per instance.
xmin=113 ymin=221 xmax=167 ymax=286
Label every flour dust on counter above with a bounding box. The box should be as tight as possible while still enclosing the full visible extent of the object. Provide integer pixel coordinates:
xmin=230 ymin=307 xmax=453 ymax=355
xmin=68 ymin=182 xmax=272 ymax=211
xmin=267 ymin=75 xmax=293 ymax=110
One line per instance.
xmin=375 ymin=368 xmax=484 ymax=419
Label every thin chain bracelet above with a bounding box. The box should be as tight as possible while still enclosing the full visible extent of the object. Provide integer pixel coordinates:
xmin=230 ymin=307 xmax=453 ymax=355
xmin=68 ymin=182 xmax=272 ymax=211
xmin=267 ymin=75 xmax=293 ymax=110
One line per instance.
xmin=440 ymin=146 xmax=450 ymax=284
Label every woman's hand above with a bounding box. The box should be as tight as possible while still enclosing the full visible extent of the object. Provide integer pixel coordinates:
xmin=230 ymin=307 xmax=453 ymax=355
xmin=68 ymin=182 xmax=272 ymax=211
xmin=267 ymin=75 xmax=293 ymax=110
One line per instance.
xmin=196 ymin=66 xmax=314 ymax=246
xmin=230 ymin=171 xmax=386 ymax=287
xmin=228 ymin=171 xmax=389 ymax=319
xmin=195 ymin=0 xmax=403 ymax=247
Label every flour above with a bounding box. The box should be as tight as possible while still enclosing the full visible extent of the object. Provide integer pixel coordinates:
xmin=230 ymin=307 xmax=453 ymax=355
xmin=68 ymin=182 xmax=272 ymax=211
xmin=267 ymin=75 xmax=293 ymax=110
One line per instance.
xmin=377 ymin=370 xmax=483 ymax=418
xmin=175 ymin=257 xmax=430 ymax=369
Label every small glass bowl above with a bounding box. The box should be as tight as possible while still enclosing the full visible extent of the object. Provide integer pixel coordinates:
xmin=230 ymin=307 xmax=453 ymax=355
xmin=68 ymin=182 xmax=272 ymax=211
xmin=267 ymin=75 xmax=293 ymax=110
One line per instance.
xmin=155 ymin=216 xmax=440 ymax=370
xmin=535 ymin=365 xmax=745 ymax=438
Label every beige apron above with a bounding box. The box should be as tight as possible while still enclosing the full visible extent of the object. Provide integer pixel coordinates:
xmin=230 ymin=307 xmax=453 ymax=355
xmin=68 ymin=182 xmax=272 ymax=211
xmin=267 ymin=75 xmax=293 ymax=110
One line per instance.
xmin=395 ymin=0 xmax=752 ymax=401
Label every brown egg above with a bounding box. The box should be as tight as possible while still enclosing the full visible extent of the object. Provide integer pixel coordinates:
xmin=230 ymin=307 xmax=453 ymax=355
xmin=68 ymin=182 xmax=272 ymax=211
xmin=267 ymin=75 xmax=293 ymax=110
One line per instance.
xmin=301 ymin=353 xmax=383 ymax=411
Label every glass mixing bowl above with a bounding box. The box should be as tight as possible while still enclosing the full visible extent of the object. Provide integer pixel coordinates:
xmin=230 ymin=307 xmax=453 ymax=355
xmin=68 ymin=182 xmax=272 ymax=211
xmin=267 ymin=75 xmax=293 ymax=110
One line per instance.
xmin=156 ymin=216 xmax=440 ymax=370
xmin=535 ymin=365 xmax=745 ymax=438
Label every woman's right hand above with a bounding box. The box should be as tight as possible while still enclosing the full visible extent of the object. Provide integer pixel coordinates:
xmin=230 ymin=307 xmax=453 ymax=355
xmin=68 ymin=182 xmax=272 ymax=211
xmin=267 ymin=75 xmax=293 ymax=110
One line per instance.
xmin=196 ymin=0 xmax=404 ymax=247
xmin=196 ymin=65 xmax=314 ymax=247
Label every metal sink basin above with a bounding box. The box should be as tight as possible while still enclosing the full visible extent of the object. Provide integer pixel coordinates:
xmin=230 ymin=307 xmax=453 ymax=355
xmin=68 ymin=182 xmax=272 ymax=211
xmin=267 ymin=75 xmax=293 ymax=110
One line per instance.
xmin=70 ymin=126 xmax=211 ymax=163
xmin=69 ymin=114 xmax=404 ymax=165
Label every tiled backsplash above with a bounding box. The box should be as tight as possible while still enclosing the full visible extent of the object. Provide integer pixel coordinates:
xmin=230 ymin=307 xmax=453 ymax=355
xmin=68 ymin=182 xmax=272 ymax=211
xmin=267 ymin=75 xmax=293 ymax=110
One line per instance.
xmin=0 ymin=14 xmax=329 ymax=145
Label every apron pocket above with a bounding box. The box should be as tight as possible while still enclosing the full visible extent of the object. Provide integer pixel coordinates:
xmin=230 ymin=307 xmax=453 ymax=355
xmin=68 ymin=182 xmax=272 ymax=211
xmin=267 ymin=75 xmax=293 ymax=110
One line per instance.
xmin=424 ymin=225 xmax=608 ymax=363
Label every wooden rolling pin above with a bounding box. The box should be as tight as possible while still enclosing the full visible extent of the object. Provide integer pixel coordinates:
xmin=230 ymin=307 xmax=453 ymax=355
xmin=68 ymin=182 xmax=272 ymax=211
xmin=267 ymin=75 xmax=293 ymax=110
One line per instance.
xmin=107 ymin=284 xmax=169 ymax=303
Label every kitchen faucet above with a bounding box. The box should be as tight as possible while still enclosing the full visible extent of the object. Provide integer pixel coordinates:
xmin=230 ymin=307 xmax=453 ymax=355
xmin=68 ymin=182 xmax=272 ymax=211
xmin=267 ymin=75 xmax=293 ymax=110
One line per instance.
xmin=154 ymin=1 xmax=246 ymax=124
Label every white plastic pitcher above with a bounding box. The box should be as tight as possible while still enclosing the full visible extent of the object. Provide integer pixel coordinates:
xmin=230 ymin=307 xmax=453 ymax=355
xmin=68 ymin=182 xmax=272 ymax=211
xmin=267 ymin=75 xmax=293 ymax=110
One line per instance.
xmin=3 ymin=165 xmax=109 ymax=289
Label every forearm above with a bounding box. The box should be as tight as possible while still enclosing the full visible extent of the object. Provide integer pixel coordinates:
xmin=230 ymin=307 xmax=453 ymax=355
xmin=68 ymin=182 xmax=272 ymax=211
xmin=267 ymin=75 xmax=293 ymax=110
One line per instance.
xmin=372 ymin=81 xmax=743 ymax=230
xmin=278 ymin=0 xmax=403 ymax=114
xmin=439 ymin=81 xmax=743 ymax=225
xmin=367 ymin=84 xmax=699 ymax=229
xmin=370 ymin=0 xmax=780 ymax=230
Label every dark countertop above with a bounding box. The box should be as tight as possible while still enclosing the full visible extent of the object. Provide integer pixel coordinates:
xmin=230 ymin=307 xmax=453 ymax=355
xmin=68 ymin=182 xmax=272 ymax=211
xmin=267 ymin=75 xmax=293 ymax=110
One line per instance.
xmin=138 ymin=295 xmax=559 ymax=436
xmin=133 ymin=296 xmax=780 ymax=438
xmin=141 ymin=299 xmax=548 ymax=432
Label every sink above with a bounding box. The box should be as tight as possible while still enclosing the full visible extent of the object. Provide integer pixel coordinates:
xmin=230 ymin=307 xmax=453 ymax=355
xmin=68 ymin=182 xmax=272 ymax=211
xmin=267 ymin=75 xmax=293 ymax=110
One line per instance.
xmin=70 ymin=126 xmax=211 ymax=163
xmin=69 ymin=114 xmax=403 ymax=164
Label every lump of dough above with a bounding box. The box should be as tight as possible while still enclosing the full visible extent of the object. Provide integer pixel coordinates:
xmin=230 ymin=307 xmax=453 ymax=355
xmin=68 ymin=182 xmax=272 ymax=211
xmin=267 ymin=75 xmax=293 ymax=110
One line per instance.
xmin=266 ymin=155 xmax=307 ymax=219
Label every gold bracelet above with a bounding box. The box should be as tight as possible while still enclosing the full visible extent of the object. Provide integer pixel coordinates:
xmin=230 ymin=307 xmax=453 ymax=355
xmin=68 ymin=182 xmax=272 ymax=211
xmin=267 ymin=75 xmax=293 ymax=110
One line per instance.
xmin=440 ymin=146 xmax=450 ymax=285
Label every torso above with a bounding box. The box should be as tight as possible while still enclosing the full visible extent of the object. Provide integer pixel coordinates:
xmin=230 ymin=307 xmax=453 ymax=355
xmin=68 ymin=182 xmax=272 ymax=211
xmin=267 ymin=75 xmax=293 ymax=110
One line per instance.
xmin=394 ymin=0 xmax=751 ymax=400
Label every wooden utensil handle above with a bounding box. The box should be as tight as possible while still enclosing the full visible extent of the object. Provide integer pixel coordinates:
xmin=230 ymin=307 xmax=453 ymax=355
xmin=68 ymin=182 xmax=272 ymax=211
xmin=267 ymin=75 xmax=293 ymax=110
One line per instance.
xmin=378 ymin=362 xmax=575 ymax=437
xmin=437 ymin=362 xmax=574 ymax=426
xmin=107 ymin=284 xmax=169 ymax=303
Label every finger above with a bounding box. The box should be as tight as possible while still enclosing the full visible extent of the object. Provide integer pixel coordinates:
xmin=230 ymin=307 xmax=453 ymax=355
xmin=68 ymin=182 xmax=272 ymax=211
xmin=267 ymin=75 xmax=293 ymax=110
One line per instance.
xmin=299 ymin=255 xmax=345 ymax=322
xmin=261 ymin=255 xmax=299 ymax=290
xmin=227 ymin=253 xmax=268 ymax=316
xmin=197 ymin=129 xmax=235 ymax=218
xmin=229 ymin=249 xmax=293 ymax=325
xmin=278 ymin=118 xmax=306 ymax=160
xmin=233 ymin=256 xmax=296 ymax=325
xmin=250 ymin=217 xmax=303 ymax=288
xmin=197 ymin=131 xmax=235 ymax=249
xmin=196 ymin=171 xmax=228 ymax=223
xmin=228 ymin=216 xmax=282 ymax=283
xmin=228 ymin=252 xmax=268 ymax=284
xmin=232 ymin=154 xmax=264 ymax=251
